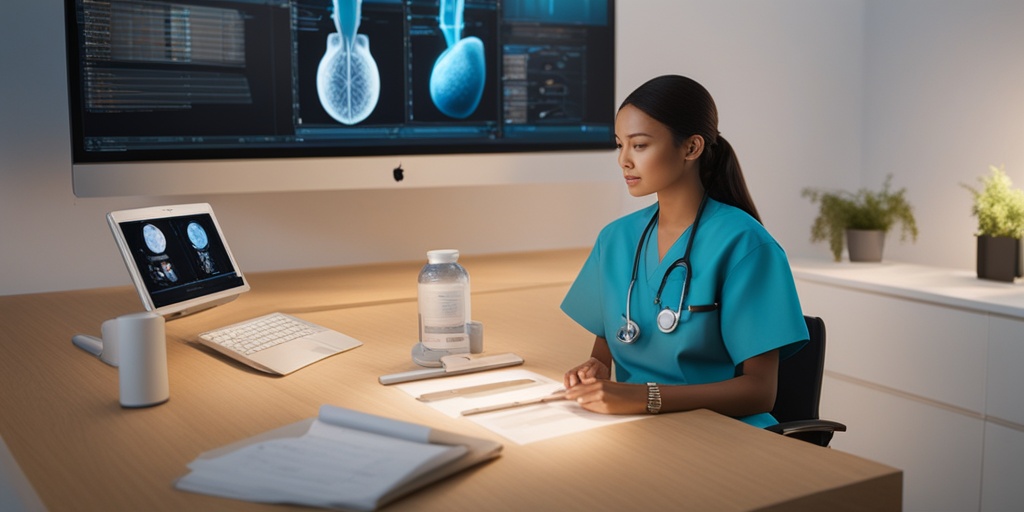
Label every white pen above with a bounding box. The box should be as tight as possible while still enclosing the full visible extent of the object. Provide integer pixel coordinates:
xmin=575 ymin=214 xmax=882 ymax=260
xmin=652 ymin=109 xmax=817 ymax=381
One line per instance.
xmin=460 ymin=389 xmax=567 ymax=416
xmin=416 ymin=379 xmax=536 ymax=402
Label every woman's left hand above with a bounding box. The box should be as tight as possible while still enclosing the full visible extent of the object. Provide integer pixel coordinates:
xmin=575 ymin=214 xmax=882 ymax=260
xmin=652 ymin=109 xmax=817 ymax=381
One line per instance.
xmin=563 ymin=377 xmax=648 ymax=415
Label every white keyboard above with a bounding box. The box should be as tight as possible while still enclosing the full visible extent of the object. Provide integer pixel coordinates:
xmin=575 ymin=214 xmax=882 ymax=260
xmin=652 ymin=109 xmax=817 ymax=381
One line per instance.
xmin=201 ymin=313 xmax=326 ymax=356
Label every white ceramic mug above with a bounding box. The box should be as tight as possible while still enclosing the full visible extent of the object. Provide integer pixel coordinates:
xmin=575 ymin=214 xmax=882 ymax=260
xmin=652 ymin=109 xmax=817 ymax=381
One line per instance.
xmin=115 ymin=312 xmax=169 ymax=408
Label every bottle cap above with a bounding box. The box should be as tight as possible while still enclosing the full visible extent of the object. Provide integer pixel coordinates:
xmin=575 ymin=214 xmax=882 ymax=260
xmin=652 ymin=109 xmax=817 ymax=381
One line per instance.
xmin=426 ymin=249 xmax=460 ymax=264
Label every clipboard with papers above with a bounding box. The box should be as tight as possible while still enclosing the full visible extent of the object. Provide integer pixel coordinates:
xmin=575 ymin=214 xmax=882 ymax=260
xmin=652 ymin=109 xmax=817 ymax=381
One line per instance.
xmin=174 ymin=405 xmax=502 ymax=511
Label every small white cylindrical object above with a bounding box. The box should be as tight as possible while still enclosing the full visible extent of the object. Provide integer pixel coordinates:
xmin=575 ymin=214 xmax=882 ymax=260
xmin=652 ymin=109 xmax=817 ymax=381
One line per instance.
xmin=468 ymin=320 xmax=483 ymax=354
xmin=117 ymin=312 xmax=169 ymax=408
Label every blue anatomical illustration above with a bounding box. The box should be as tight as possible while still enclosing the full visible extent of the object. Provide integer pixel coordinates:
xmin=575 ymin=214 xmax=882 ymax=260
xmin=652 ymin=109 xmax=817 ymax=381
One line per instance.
xmin=317 ymin=0 xmax=380 ymax=124
xmin=429 ymin=0 xmax=486 ymax=119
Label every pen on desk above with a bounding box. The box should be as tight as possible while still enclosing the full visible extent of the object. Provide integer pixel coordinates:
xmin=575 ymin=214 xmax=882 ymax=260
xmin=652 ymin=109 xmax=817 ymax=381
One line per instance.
xmin=460 ymin=389 xmax=568 ymax=416
xmin=416 ymin=379 xmax=537 ymax=402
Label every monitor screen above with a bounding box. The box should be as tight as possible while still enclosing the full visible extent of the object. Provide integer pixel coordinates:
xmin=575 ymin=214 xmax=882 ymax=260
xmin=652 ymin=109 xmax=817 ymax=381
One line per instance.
xmin=63 ymin=0 xmax=616 ymax=169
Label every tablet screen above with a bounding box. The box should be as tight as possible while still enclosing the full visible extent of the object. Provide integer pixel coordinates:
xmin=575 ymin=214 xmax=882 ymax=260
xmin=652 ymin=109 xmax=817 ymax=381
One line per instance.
xmin=108 ymin=204 xmax=249 ymax=316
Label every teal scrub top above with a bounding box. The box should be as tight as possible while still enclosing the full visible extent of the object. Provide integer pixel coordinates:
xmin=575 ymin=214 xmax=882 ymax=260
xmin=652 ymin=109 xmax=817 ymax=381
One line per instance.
xmin=560 ymin=199 xmax=808 ymax=428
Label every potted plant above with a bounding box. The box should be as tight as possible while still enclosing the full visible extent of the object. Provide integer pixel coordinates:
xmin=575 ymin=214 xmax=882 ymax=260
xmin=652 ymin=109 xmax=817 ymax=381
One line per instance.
xmin=802 ymin=174 xmax=918 ymax=262
xmin=962 ymin=165 xmax=1024 ymax=282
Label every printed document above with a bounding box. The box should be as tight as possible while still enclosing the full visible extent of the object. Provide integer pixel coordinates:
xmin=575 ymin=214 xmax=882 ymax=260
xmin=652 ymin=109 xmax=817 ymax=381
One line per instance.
xmin=175 ymin=405 xmax=501 ymax=511
xmin=396 ymin=369 xmax=647 ymax=444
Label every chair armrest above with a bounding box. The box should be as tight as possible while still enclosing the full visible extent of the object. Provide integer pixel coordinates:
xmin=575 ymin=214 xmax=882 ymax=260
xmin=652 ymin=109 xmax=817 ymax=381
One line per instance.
xmin=766 ymin=419 xmax=847 ymax=437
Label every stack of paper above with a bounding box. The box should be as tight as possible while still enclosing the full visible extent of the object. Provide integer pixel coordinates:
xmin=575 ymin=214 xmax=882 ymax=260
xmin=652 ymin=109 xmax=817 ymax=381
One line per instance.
xmin=175 ymin=405 xmax=501 ymax=511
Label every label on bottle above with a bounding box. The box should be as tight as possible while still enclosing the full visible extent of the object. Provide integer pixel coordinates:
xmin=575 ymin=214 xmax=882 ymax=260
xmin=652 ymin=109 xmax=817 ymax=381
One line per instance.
xmin=418 ymin=282 xmax=469 ymax=350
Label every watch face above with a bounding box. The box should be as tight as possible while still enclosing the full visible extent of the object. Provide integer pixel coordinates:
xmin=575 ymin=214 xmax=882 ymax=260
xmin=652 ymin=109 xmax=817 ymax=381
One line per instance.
xmin=187 ymin=222 xmax=209 ymax=249
xmin=142 ymin=224 xmax=167 ymax=254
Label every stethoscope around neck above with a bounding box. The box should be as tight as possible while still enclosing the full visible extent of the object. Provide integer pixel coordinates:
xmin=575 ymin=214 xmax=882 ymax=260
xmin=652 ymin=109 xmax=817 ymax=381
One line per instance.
xmin=616 ymin=194 xmax=713 ymax=344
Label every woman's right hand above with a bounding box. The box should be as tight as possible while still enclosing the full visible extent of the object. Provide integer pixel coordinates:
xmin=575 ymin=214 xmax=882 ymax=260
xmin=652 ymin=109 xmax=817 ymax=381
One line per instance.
xmin=564 ymin=357 xmax=611 ymax=388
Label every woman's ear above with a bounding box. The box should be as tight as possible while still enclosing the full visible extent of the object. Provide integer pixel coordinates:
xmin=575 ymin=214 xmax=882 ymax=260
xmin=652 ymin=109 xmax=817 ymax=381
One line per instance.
xmin=682 ymin=135 xmax=705 ymax=161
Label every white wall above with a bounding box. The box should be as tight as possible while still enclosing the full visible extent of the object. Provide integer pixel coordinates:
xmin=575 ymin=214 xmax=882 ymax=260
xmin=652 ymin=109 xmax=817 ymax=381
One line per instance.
xmin=862 ymin=0 xmax=1024 ymax=269
xmin=1 ymin=0 xmax=864 ymax=295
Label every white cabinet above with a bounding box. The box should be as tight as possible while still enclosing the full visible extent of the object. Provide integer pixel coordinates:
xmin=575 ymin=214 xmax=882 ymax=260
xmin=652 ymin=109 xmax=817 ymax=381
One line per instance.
xmin=819 ymin=375 xmax=984 ymax=511
xmin=792 ymin=261 xmax=1024 ymax=512
xmin=987 ymin=316 xmax=1024 ymax=426
xmin=981 ymin=422 xmax=1024 ymax=511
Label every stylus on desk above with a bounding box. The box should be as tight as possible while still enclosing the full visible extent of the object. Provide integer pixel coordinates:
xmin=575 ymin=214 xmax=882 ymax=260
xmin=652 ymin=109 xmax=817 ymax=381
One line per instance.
xmin=71 ymin=334 xmax=103 ymax=357
xmin=378 ymin=353 xmax=525 ymax=385
xmin=416 ymin=378 xmax=536 ymax=402
xmin=460 ymin=389 xmax=567 ymax=416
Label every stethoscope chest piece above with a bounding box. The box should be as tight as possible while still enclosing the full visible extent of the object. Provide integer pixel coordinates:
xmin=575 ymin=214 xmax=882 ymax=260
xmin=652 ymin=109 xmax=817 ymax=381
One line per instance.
xmin=656 ymin=308 xmax=680 ymax=333
xmin=617 ymin=195 xmax=709 ymax=344
xmin=616 ymin=318 xmax=640 ymax=344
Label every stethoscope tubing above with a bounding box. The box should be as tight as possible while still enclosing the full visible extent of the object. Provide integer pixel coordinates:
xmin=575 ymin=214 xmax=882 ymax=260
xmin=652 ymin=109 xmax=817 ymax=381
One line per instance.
xmin=617 ymin=194 xmax=709 ymax=344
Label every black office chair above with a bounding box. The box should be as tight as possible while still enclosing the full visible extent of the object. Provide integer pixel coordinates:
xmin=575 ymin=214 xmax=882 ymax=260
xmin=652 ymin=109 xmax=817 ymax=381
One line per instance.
xmin=764 ymin=315 xmax=847 ymax=447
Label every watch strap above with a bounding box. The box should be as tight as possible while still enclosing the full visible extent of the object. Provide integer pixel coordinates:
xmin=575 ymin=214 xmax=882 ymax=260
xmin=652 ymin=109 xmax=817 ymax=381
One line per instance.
xmin=646 ymin=382 xmax=662 ymax=414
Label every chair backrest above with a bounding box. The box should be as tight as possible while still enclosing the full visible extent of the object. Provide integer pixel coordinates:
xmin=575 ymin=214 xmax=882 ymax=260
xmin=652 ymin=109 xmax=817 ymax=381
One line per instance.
xmin=771 ymin=315 xmax=826 ymax=424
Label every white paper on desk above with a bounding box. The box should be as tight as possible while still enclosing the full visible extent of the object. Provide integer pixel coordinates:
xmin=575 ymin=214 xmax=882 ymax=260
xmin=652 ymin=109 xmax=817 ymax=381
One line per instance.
xmin=396 ymin=369 xmax=647 ymax=445
xmin=175 ymin=405 xmax=478 ymax=511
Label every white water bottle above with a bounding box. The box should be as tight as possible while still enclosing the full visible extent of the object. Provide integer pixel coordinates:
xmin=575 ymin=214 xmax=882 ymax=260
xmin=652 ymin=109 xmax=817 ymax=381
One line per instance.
xmin=417 ymin=249 xmax=471 ymax=355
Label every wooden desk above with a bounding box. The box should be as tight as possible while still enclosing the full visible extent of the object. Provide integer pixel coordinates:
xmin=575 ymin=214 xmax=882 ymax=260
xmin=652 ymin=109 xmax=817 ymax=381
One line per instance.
xmin=0 ymin=249 xmax=901 ymax=511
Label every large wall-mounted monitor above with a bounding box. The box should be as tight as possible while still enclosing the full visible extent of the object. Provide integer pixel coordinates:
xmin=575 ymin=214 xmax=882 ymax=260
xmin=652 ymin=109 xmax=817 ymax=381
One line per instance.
xmin=63 ymin=0 xmax=617 ymax=196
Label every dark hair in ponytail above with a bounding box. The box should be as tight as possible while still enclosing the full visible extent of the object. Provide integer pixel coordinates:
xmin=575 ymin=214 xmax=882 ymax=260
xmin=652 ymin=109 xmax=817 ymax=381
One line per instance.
xmin=619 ymin=75 xmax=762 ymax=224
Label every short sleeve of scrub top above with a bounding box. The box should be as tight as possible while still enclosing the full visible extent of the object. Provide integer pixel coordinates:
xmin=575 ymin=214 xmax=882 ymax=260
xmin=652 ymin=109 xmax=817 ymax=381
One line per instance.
xmin=561 ymin=200 xmax=808 ymax=428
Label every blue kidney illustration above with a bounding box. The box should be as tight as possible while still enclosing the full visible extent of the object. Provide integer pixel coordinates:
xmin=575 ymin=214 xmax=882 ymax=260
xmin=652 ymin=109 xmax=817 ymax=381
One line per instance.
xmin=429 ymin=0 xmax=485 ymax=119
xmin=430 ymin=37 xmax=485 ymax=119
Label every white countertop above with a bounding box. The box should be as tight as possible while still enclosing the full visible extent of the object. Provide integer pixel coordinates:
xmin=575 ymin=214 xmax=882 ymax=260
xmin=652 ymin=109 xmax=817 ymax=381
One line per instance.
xmin=791 ymin=258 xmax=1024 ymax=319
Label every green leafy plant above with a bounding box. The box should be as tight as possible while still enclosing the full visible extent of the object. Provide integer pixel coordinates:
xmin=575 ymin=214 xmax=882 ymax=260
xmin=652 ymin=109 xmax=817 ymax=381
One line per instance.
xmin=961 ymin=165 xmax=1024 ymax=239
xmin=802 ymin=175 xmax=919 ymax=261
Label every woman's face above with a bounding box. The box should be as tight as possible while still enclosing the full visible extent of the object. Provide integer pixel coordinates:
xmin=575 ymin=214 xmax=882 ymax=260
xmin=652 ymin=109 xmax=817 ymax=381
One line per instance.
xmin=615 ymin=104 xmax=696 ymax=198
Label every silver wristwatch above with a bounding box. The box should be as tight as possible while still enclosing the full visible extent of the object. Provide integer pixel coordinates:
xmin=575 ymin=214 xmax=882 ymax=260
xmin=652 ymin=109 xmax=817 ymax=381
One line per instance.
xmin=646 ymin=382 xmax=662 ymax=414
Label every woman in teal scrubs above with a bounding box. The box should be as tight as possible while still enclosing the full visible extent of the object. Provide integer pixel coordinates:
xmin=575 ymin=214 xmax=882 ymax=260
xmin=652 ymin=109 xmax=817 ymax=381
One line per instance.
xmin=561 ymin=76 xmax=807 ymax=427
